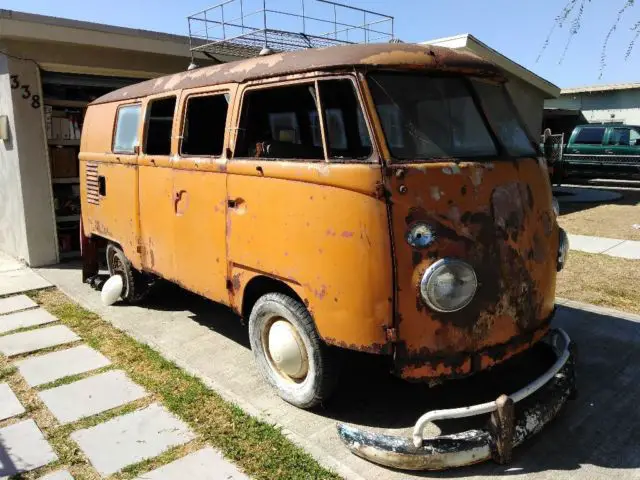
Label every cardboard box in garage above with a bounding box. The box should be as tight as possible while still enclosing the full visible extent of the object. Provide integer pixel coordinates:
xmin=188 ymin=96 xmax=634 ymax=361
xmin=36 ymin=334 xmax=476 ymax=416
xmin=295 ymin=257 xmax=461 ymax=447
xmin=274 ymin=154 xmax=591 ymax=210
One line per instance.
xmin=49 ymin=146 xmax=78 ymax=178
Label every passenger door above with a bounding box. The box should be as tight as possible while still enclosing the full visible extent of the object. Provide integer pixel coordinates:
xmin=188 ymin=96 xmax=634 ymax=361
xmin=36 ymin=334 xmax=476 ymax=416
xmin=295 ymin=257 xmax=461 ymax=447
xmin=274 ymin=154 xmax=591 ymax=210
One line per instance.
xmin=225 ymin=77 xmax=392 ymax=350
xmin=171 ymin=87 xmax=234 ymax=304
xmin=138 ymin=94 xmax=179 ymax=279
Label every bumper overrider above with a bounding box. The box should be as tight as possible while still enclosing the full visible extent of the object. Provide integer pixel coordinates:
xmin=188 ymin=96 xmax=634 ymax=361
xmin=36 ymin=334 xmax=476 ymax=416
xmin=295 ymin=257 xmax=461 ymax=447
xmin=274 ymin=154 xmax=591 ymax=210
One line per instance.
xmin=336 ymin=328 xmax=576 ymax=471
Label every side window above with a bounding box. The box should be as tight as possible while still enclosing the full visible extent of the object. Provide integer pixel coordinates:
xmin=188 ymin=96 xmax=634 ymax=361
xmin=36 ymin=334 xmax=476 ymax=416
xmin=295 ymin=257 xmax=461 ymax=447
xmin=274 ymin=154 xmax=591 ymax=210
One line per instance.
xmin=573 ymin=127 xmax=606 ymax=145
xmin=235 ymin=83 xmax=324 ymax=160
xmin=608 ymin=128 xmax=631 ymax=146
xmin=317 ymin=79 xmax=372 ymax=160
xmin=181 ymin=93 xmax=229 ymax=156
xmin=144 ymin=96 xmax=176 ymax=156
xmin=631 ymin=129 xmax=640 ymax=146
xmin=113 ymin=104 xmax=141 ymax=153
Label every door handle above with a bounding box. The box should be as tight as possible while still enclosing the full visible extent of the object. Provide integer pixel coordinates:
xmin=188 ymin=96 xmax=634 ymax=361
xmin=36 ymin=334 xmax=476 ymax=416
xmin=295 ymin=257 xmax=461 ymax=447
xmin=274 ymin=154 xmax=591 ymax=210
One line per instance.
xmin=605 ymin=150 xmax=614 ymax=154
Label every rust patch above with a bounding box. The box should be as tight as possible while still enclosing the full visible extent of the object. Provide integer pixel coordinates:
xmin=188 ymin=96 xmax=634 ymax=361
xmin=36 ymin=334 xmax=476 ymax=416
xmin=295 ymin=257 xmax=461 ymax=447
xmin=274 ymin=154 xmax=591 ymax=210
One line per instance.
xmin=491 ymin=182 xmax=532 ymax=242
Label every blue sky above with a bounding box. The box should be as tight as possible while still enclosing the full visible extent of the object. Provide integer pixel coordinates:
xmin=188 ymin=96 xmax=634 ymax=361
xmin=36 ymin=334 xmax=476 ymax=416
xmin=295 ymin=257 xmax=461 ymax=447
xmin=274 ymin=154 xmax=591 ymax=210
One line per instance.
xmin=3 ymin=0 xmax=639 ymax=88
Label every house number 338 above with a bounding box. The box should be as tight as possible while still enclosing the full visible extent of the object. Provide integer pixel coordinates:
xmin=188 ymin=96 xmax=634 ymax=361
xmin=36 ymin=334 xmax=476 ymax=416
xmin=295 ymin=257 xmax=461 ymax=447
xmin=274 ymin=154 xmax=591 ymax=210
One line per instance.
xmin=10 ymin=75 xmax=41 ymax=109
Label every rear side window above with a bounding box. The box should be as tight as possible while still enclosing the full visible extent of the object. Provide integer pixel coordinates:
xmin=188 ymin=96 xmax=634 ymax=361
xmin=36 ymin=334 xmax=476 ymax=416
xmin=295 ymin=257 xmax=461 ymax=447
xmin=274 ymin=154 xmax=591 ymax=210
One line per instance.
xmin=113 ymin=104 xmax=141 ymax=153
xmin=235 ymin=83 xmax=324 ymax=160
xmin=181 ymin=93 xmax=229 ymax=156
xmin=145 ymin=97 xmax=176 ymax=156
xmin=574 ymin=127 xmax=606 ymax=145
xmin=608 ymin=128 xmax=631 ymax=146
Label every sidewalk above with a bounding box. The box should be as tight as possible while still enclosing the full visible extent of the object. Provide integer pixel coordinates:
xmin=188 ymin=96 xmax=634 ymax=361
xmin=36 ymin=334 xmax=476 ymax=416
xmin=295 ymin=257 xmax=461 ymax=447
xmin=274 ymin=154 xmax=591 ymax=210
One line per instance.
xmin=0 ymin=256 xmax=248 ymax=479
xmin=568 ymin=233 xmax=640 ymax=260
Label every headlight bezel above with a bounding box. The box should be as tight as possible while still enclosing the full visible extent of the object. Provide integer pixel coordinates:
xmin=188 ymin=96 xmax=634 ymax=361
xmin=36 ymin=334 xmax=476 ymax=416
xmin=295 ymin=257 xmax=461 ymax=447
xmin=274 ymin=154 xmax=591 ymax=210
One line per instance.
xmin=420 ymin=258 xmax=478 ymax=313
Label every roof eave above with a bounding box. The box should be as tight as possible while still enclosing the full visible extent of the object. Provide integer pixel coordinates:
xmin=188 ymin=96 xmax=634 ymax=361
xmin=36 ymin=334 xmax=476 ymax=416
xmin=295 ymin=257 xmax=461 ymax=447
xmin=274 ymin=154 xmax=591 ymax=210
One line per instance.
xmin=422 ymin=33 xmax=561 ymax=99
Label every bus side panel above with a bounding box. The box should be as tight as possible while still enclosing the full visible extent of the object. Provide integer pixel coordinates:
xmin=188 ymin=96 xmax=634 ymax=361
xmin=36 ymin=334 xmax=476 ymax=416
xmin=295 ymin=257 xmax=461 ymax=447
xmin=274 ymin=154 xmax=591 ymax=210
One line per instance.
xmin=80 ymin=103 xmax=141 ymax=268
xmin=226 ymin=161 xmax=393 ymax=353
xmin=137 ymin=164 xmax=175 ymax=279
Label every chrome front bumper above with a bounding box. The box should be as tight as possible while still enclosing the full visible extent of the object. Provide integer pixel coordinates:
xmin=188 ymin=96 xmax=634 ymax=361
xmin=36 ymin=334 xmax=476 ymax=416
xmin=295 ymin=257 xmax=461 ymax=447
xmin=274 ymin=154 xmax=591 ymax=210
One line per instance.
xmin=337 ymin=328 xmax=576 ymax=471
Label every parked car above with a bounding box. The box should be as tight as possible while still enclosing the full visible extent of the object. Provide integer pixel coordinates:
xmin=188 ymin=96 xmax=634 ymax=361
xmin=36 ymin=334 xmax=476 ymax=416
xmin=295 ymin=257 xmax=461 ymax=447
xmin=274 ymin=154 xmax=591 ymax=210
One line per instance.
xmin=79 ymin=43 xmax=573 ymax=471
xmin=562 ymin=124 xmax=640 ymax=178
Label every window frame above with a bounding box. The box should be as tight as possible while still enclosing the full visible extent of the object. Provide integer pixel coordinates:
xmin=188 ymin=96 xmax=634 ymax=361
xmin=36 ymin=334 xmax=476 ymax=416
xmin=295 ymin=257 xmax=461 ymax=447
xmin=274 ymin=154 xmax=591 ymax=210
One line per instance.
xmin=179 ymin=90 xmax=231 ymax=158
xmin=231 ymin=73 xmax=376 ymax=164
xmin=142 ymin=95 xmax=178 ymax=157
xmin=112 ymin=102 xmax=142 ymax=155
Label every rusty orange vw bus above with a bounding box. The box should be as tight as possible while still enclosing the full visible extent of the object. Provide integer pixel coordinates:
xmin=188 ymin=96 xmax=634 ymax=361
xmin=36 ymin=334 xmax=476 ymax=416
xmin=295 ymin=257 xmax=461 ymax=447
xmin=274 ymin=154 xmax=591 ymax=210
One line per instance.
xmin=80 ymin=43 xmax=573 ymax=470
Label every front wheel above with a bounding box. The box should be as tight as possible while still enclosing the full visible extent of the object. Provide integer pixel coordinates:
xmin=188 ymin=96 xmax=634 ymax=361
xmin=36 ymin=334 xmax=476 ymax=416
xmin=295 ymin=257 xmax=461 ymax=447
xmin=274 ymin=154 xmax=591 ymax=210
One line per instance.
xmin=248 ymin=293 xmax=339 ymax=409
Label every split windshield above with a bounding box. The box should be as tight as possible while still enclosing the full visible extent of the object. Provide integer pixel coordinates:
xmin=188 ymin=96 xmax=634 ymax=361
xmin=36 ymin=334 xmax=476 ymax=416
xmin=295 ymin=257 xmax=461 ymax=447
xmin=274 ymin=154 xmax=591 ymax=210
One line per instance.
xmin=367 ymin=72 xmax=536 ymax=161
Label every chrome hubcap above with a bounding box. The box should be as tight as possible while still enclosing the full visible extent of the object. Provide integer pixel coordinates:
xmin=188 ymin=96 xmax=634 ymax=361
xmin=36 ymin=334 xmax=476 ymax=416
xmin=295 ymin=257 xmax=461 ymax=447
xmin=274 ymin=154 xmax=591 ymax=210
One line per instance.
xmin=267 ymin=319 xmax=308 ymax=380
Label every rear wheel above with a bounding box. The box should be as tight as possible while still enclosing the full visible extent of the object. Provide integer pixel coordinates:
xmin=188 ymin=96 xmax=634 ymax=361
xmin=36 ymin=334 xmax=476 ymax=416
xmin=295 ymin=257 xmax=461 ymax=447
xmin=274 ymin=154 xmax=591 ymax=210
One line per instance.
xmin=105 ymin=244 xmax=148 ymax=304
xmin=248 ymin=293 xmax=339 ymax=409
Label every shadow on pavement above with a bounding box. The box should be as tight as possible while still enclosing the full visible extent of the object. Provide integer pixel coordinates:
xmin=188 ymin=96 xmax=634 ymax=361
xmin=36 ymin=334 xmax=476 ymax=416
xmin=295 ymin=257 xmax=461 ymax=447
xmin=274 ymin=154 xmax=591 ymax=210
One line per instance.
xmin=556 ymin=185 xmax=640 ymax=216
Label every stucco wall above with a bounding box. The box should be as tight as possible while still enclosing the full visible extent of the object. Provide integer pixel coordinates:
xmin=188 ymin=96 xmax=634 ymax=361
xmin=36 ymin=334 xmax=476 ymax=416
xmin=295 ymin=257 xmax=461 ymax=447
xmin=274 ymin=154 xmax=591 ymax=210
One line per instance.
xmin=0 ymin=51 xmax=58 ymax=265
xmin=0 ymin=52 xmax=29 ymax=262
xmin=545 ymin=89 xmax=640 ymax=125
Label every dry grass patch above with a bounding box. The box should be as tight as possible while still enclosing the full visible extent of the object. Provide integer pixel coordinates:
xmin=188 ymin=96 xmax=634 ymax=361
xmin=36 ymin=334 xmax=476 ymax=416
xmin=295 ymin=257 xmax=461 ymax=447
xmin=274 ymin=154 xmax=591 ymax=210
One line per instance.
xmin=557 ymin=251 xmax=640 ymax=315
xmin=557 ymin=188 xmax=640 ymax=241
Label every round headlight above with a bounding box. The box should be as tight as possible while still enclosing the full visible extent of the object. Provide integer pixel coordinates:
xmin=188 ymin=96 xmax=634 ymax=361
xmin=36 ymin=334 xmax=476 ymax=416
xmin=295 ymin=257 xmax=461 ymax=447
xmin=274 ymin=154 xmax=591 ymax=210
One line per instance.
xmin=552 ymin=197 xmax=560 ymax=218
xmin=420 ymin=259 xmax=478 ymax=313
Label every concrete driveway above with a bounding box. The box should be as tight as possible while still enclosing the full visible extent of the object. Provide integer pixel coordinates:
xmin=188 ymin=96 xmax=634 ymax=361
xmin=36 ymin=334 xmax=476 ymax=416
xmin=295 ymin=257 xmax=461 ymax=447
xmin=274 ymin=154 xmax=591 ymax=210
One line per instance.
xmin=38 ymin=264 xmax=640 ymax=480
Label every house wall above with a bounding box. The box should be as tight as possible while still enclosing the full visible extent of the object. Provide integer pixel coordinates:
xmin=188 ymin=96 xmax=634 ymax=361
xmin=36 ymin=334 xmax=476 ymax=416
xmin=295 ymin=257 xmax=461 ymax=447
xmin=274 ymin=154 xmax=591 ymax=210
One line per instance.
xmin=0 ymin=50 xmax=58 ymax=265
xmin=545 ymin=89 xmax=640 ymax=125
xmin=0 ymin=52 xmax=29 ymax=262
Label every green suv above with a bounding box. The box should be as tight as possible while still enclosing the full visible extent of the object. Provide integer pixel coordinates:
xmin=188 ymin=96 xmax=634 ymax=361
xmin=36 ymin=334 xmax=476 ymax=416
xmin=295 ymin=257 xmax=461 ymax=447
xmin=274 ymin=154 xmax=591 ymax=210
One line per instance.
xmin=563 ymin=124 xmax=640 ymax=178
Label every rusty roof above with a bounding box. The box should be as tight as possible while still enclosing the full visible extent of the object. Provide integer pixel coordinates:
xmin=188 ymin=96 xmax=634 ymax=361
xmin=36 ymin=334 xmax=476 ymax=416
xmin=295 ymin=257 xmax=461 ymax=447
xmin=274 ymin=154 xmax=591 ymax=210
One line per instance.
xmin=92 ymin=42 xmax=502 ymax=105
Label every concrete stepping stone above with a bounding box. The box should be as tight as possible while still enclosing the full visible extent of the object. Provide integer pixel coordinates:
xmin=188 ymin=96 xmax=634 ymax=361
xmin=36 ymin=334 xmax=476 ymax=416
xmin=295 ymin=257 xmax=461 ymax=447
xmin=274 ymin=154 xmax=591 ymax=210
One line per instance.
xmin=38 ymin=470 xmax=74 ymax=480
xmin=0 ymin=294 xmax=37 ymax=315
xmin=0 ymin=308 xmax=57 ymax=335
xmin=39 ymin=370 xmax=146 ymax=424
xmin=16 ymin=345 xmax=111 ymax=387
xmin=71 ymin=403 xmax=195 ymax=476
xmin=0 ymin=269 xmax=51 ymax=296
xmin=0 ymin=383 xmax=25 ymax=421
xmin=0 ymin=419 xmax=58 ymax=478
xmin=134 ymin=447 xmax=249 ymax=479
xmin=0 ymin=325 xmax=80 ymax=357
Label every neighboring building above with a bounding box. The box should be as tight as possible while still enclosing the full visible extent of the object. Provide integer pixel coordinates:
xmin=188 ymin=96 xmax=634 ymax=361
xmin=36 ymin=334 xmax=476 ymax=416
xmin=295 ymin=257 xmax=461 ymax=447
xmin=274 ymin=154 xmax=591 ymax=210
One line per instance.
xmin=422 ymin=34 xmax=560 ymax=138
xmin=0 ymin=10 xmax=237 ymax=267
xmin=544 ymin=83 xmax=640 ymax=137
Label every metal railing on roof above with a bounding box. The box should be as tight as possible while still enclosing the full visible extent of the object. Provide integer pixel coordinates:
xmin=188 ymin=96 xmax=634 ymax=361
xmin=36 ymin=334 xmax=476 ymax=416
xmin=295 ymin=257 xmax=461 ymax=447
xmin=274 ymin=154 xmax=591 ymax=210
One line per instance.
xmin=187 ymin=0 xmax=394 ymax=58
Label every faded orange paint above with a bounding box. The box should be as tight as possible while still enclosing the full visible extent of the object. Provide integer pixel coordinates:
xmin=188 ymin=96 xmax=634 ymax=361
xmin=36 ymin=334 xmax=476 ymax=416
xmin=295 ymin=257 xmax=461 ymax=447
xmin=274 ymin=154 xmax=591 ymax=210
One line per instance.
xmin=80 ymin=43 xmax=561 ymax=384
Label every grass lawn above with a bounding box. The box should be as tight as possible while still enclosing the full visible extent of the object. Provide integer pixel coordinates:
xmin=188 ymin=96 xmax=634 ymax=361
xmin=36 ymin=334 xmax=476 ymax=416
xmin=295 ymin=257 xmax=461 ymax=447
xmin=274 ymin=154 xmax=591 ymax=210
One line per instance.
xmin=0 ymin=288 xmax=339 ymax=480
xmin=556 ymin=251 xmax=640 ymax=315
xmin=557 ymin=187 xmax=640 ymax=241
